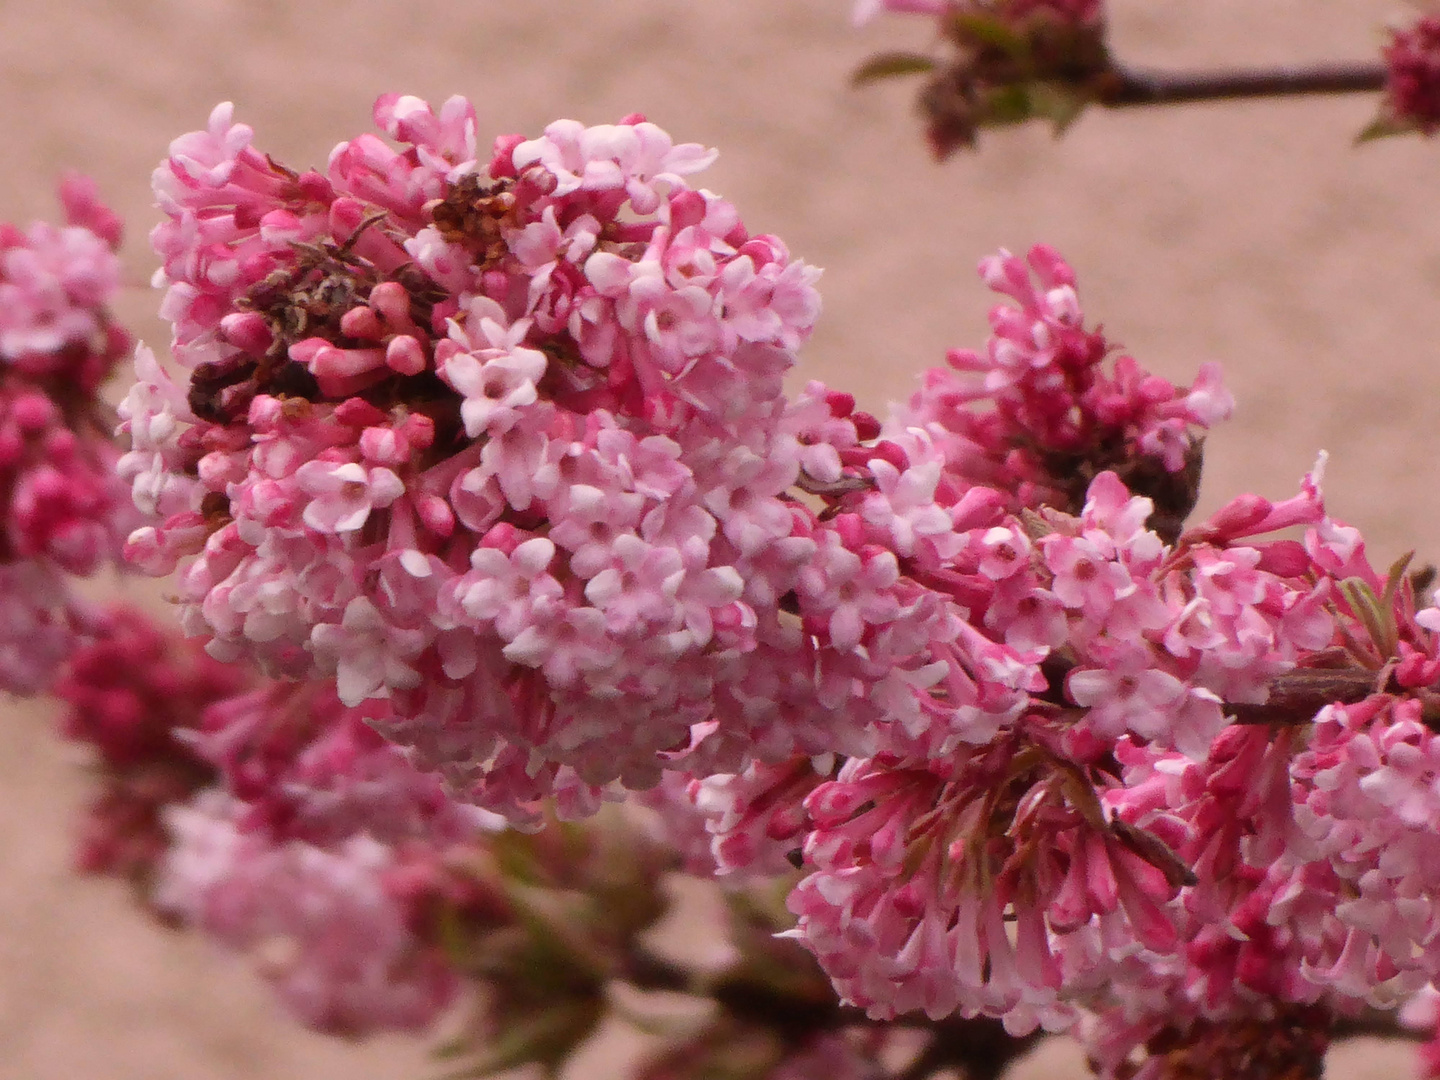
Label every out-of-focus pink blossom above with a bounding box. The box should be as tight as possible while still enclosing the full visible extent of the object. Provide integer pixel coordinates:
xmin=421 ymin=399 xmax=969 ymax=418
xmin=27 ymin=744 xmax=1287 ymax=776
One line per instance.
xmin=53 ymin=604 xmax=247 ymax=881
xmin=1383 ymin=16 xmax=1440 ymax=134
xmin=159 ymin=793 xmax=463 ymax=1035
xmin=0 ymin=180 xmax=133 ymax=693
xmin=154 ymin=677 xmax=500 ymax=1035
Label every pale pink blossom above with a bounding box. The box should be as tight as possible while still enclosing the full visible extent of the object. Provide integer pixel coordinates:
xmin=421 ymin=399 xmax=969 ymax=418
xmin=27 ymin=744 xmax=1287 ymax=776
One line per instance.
xmin=311 ymin=597 xmax=427 ymax=706
xmin=295 ymin=459 xmax=405 ymax=534
xmin=158 ymin=793 xmax=460 ymax=1035
xmin=512 ymin=118 xmax=718 ymax=214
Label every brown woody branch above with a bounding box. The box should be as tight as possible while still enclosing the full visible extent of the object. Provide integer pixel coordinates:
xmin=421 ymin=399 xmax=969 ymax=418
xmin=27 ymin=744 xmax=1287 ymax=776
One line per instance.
xmin=623 ymin=945 xmax=1042 ymax=1078
xmin=624 ymin=942 xmax=1428 ymax=1079
xmin=1100 ymin=61 xmax=1386 ymax=109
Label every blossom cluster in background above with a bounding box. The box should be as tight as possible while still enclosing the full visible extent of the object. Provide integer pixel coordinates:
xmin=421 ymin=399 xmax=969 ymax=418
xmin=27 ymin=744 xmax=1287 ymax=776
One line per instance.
xmin=0 ymin=178 xmax=133 ymax=693
xmin=156 ymin=680 xmax=495 ymax=1034
xmin=58 ymin=602 xmax=514 ymax=1036
xmin=54 ymin=604 xmax=246 ymax=884
xmin=849 ymin=0 xmax=1111 ymax=154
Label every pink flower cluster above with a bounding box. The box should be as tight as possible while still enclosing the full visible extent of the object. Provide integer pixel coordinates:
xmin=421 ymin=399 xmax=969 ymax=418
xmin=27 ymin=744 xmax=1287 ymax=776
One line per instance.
xmin=0 ymin=178 xmax=133 ymax=692
xmin=648 ymin=413 xmax=1440 ymax=1056
xmin=776 ymin=466 xmax=1339 ymax=1035
xmin=156 ymin=678 xmax=499 ymax=1035
xmin=642 ymin=458 xmax=1440 ymax=1059
xmin=54 ymin=603 xmax=246 ymax=880
xmin=1068 ymin=527 xmax=1440 ymax=1073
xmin=132 ymin=103 xmax=1238 ymax=835
xmin=1383 ymin=15 xmax=1440 ymax=135
xmin=650 ymin=249 xmax=1235 ymax=879
xmin=160 ymin=795 xmax=465 ymax=1035
xmin=56 ymin=602 xmax=504 ymax=1036
xmin=899 ymin=245 xmax=1231 ymax=525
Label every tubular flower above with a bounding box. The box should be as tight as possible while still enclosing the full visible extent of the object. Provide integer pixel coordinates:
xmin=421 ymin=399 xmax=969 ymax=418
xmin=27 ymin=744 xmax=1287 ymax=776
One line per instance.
xmin=898 ymin=245 xmax=1231 ymax=534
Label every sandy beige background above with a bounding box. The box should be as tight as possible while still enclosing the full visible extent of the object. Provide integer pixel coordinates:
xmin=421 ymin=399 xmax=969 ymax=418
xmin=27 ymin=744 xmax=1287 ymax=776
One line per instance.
xmin=0 ymin=1 xmax=1433 ymax=1077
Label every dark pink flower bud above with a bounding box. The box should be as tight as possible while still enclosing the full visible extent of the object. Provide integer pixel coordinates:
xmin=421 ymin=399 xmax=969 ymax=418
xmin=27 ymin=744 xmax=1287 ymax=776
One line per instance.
xmin=1384 ymin=16 xmax=1440 ymax=134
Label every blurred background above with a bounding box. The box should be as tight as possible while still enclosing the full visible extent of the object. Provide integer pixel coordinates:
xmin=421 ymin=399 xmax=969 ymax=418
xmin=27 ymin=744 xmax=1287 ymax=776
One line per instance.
xmin=0 ymin=1 xmax=1430 ymax=1076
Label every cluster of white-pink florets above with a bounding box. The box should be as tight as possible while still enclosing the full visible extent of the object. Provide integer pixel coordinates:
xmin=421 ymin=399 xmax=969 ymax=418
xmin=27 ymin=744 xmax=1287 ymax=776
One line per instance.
xmin=900 ymin=246 xmax=1231 ymax=517
xmin=128 ymin=96 xmax=855 ymax=821
xmin=769 ymin=470 xmax=1333 ymax=1029
xmin=0 ymin=177 xmax=133 ymax=693
xmin=1073 ymin=553 xmax=1440 ymax=1073
xmin=54 ymin=603 xmax=246 ymax=880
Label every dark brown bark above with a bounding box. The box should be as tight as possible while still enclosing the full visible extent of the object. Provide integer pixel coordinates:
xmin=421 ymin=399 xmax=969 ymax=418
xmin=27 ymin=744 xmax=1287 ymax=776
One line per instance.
xmin=1101 ymin=62 xmax=1386 ymax=109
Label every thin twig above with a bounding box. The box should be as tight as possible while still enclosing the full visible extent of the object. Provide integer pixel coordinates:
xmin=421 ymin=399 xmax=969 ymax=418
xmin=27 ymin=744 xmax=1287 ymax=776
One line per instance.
xmin=1102 ymin=61 xmax=1387 ymax=108
xmin=894 ymin=1040 xmax=949 ymax=1080
xmin=1332 ymin=1010 xmax=1430 ymax=1044
xmin=623 ymin=945 xmax=1041 ymax=1077
xmin=623 ymin=946 xmax=693 ymax=995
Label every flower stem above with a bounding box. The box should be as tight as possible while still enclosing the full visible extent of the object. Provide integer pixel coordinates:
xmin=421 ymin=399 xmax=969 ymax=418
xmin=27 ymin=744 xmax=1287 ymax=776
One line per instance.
xmin=623 ymin=944 xmax=1042 ymax=1078
xmin=1100 ymin=61 xmax=1386 ymax=108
